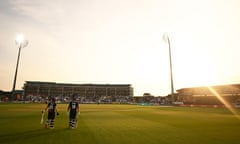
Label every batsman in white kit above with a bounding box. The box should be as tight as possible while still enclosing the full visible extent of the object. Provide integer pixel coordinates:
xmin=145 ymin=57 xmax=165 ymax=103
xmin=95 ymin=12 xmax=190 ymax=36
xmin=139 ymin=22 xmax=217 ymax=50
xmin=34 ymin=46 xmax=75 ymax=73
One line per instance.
xmin=67 ymin=96 xmax=80 ymax=129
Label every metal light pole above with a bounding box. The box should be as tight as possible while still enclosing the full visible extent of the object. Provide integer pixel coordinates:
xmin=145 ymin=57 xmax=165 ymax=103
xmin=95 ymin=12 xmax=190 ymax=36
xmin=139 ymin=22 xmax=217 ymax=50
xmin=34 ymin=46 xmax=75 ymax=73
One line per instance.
xmin=162 ymin=33 xmax=175 ymax=103
xmin=11 ymin=34 xmax=28 ymax=101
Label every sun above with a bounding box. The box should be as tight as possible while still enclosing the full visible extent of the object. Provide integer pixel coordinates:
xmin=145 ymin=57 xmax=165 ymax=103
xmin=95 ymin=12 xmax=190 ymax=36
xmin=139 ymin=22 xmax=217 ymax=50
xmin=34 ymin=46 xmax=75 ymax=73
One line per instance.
xmin=190 ymin=64 xmax=215 ymax=86
xmin=173 ymin=47 xmax=217 ymax=88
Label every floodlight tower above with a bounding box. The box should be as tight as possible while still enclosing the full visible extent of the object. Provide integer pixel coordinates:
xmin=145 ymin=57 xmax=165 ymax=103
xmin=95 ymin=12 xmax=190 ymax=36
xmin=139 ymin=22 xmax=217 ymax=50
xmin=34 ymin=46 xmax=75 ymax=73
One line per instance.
xmin=11 ymin=34 xmax=28 ymax=101
xmin=162 ymin=33 xmax=175 ymax=103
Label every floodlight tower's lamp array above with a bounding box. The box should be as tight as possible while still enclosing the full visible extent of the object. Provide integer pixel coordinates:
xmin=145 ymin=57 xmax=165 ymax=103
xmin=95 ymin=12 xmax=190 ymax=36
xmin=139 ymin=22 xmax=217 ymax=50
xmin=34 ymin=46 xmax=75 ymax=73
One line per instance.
xmin=11 ymin=34 xmax=28 ymax=101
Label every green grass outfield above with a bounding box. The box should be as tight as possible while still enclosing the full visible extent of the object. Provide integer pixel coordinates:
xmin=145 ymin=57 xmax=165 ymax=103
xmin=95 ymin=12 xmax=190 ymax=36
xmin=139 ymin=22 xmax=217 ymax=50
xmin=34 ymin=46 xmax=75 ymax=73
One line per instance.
xmin=0 ymin=103 xmax=240 ymax=144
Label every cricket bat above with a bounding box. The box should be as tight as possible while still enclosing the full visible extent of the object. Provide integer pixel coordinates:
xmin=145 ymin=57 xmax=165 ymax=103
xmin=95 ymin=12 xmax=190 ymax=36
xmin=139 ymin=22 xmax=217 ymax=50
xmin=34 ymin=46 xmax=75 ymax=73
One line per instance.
xmin=40 ymin=111 xmax=45 ymax=124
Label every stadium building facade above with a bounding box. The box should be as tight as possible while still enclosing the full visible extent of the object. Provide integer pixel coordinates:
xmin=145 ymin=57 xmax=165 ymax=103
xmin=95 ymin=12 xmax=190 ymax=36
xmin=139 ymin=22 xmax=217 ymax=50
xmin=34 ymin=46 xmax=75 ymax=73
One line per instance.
xmin=23 ymin=81 xmax=133 ymax=103
xmin=177 ymin=84 xmax=240 ymax=105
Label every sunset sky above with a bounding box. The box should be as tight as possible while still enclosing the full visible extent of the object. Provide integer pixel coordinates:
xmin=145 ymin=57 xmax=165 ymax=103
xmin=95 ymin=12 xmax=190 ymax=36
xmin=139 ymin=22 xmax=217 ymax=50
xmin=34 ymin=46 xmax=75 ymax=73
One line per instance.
xmin=1 ymin=0 xmax=240 ymax=96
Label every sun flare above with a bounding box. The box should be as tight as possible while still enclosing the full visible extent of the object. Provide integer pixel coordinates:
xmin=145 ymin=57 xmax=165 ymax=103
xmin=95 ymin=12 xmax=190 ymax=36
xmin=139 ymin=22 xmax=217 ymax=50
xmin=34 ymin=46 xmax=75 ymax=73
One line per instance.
xmin=173 ymin=43 xmax=217 ymax=88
